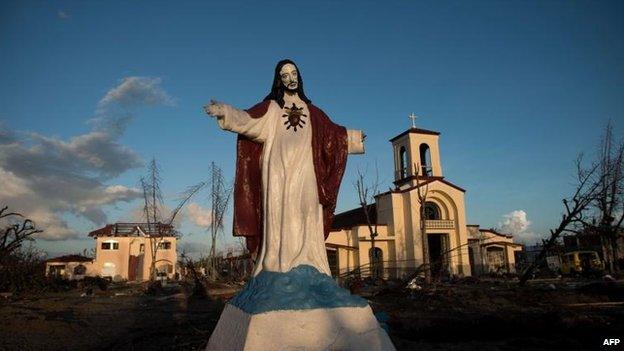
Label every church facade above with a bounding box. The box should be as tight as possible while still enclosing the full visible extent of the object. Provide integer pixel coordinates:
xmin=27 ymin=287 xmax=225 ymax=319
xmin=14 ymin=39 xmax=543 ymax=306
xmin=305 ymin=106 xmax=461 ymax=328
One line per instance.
xmin=326 ymin=126 xmax=522 ymax=279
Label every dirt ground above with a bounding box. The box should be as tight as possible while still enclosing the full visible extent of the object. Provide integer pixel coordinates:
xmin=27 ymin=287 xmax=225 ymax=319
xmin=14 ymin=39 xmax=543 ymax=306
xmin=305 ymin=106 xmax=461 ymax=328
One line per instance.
xmin=370 ymin=278 xmax=624 ymax=351
xmin=1 ymin=279 xmax=622 ymax=351
xmin=0 ymin=282 xmax=230 ymax=351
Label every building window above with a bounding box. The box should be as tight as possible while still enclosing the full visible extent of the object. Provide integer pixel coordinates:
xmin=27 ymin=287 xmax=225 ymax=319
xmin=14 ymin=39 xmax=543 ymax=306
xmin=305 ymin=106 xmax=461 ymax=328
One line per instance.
xmin=48 ymin=265 xmax=66 ymax=277
xmin=424 ymin=202 xmax=441 ymax=220
xmin=158 ymin=241 xmax=171 ymax=250
xmin=399 ymin=146 xmax=408 ymax=178
xmin=101 ymin=241 xmax=119 ymax=250
xmin=102 ymin=262 xmax=116 ymax=277
xmin=74 ymin=264 xmax=86 ymax=275
xmin=157 ymin=263 xmax=173 ymax=274
xmin=419 ymin=143 xmax=432 ymax=176
xmin=139 ymin=243 xmax=145 ymax=253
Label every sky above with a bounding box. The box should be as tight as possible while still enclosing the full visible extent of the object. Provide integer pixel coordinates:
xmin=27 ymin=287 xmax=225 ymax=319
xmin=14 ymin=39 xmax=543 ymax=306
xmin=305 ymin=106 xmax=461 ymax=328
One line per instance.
xmin=1 ymin=0 xmax=623 ymax=257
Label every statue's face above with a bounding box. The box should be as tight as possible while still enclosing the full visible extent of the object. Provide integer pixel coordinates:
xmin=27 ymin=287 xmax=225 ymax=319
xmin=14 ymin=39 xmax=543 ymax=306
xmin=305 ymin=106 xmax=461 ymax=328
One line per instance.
xmin=279 ymin=63 xmax=298 ymax=91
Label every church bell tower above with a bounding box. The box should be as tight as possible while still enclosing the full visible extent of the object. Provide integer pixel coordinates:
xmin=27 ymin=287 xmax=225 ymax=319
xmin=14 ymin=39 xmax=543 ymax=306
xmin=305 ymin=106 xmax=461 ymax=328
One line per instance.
xmin=390 ymin=114 xmax=443 ymax=188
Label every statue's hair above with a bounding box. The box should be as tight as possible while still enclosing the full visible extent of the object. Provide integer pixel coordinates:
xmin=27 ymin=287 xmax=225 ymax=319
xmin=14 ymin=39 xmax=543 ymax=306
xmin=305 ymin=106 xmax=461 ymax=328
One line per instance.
xmin=263 ymin=59 xmax=311 ymax=108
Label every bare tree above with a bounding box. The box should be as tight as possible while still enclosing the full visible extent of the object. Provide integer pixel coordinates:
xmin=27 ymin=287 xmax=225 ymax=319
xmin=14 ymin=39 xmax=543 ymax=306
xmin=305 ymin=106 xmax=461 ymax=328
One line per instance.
xmin=591 ymin=122 xmax=624 ymax=273
xmin=0 ymin=206 xmax=44 ymax=293
xmin=141 ymin=158 xmax=206 ymax=281
xmin=354 ymin=163 xmax=381 ymax=278
xmin=519 ymin=156 xmax=603 ymax=285
xmin=206 ymin=162 xmax=232 ymax=280
xmin=140 ymin=170 xmax=165 ymax=281
xmin=413 ymin=162 xmax=432 ymax=285
xmin=180 ymin=251 xmax=207 ymax=298
xmin=235 ymin=236 xmax=248 ymax=256
xmin=0 ymin=206 xmax=43 ymax=262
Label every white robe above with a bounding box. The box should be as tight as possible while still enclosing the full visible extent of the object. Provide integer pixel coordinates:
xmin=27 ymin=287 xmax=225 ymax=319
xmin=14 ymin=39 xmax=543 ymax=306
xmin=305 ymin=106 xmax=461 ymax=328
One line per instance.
xmin=217 ymin=96 xmax=363 ymax=276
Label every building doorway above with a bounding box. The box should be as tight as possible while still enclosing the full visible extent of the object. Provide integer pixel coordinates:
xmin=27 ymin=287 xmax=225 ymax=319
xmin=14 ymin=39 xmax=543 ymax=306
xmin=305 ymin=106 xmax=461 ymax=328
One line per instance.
xmin=486 ymin=246 xmax=506 ymax=273
xmin=369 ymin=247 xmax=383 ymax=279
xmin=468 ymin=246 xmax=475 ymax=276
xmin=427 ymin=233 xmax=448 ymax=278
xmin=128 ymin=255 xmax=139 ymax=281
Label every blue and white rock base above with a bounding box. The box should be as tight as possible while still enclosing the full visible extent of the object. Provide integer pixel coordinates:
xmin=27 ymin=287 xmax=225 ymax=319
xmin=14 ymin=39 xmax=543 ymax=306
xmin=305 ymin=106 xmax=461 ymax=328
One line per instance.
xmin=205 ymin=265 xmax=395 ymax=350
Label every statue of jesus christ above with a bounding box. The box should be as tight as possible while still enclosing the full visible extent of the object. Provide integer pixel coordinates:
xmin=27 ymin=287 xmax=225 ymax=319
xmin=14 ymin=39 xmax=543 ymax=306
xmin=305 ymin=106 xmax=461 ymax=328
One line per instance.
xmin=204 ymin=59 xmax=364 ymax=277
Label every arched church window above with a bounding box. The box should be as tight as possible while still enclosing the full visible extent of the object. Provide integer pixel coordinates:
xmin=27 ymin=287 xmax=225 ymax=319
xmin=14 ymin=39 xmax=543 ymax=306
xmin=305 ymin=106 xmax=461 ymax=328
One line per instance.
xmin=419 ymin=143 xmax=432 ymax=176
xmin=424 ymin=202 xmax=441 ymax=220
xmin=399 ymin=147 xmax=408 ymax=178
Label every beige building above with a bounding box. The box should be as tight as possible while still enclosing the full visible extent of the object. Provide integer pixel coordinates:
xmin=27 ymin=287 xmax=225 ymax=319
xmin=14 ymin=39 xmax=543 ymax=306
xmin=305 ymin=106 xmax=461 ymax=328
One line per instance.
xmin=87 ymin=222 xmax=178 ymax=281
xmin=326 ymin=126 xmax=520 ymax=279
xmin=45 ymin=255 xmax=94 ymax=280
xmin=467 ymin=226 xmax=523 ymax=275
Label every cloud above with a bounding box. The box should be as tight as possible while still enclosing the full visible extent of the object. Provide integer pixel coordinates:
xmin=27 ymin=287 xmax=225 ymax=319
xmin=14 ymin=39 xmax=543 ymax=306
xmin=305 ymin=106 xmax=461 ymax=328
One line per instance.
xmin=99 ymin=77 xmax=174 ymax=109
xmin=24 ymin=131 xmax=143 ymax=178
xmin=0 ymin=77 xmax=173 ymax=240
xmin=0 ymin=132 xmax=143 ymax=238
xmin=57 ymin=10 xmax=70 ymax=20
xmin=498 ymin=210 xmax=541 ymax=244
xmin=187 ymin=202 xmax=212 ymax=228
xmin=0 ymin=122 xmax=16 ymax=145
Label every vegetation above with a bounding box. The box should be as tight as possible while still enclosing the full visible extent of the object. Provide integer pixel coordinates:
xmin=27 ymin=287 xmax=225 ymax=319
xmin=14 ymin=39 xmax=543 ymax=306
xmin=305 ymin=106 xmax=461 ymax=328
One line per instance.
xmin=520 ymin=121 xmax=624 ymax=284
xmin=0 ymin=206 xmax=45 ymax=293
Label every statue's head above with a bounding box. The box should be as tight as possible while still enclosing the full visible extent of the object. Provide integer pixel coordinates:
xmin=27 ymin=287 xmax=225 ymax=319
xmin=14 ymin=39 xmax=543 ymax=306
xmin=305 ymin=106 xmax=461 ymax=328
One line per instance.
xmin=280 ymin=62 xmax=299 ymax=91
xmin=264 ymin=59 xmax=311 ymax=108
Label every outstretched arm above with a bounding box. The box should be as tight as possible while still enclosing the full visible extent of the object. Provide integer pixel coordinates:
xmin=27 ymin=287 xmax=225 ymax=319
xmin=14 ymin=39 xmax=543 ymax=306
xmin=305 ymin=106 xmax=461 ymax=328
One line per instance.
xmin=204 ymin=100 xmax=271 ymax=142
xmin=347 ymin=129 xmax=365 ymax=154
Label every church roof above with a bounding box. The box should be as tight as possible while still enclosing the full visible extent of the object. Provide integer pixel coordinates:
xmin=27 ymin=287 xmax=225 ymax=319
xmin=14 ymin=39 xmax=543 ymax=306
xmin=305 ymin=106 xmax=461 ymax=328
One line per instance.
xmin=391 ymin=176 xmax=466 ymax=192
xmin=389 ymin=127 xmax=440 ymax=142
xmin=331 ymin=204 xmax=379 ymax=230
xmin=378 ymin=176 xmax=466 ymax=197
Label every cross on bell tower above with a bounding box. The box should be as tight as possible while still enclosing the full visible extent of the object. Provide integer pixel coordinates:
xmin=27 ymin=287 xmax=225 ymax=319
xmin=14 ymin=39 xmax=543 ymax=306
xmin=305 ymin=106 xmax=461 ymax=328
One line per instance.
xmin=409 ymin=113 xmax=418 ymax=128
xmin=389 ymin=113 xmax=444 ymax=187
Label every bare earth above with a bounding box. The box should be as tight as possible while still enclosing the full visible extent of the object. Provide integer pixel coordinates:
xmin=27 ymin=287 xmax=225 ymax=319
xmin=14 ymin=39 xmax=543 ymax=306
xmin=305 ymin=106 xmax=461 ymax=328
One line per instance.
xmin=1 ymin=279 xmax=622 ymax=351
xmin=0 ymin=284 xmax=226 ymax=351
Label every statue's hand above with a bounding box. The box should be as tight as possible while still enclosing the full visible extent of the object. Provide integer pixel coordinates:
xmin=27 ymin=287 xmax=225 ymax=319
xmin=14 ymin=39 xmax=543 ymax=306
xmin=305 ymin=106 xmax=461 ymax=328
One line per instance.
xmin=346 ymin=129 xmax=365 ymax=154
xmin=203 ymin=99 xmax=225 ymax=118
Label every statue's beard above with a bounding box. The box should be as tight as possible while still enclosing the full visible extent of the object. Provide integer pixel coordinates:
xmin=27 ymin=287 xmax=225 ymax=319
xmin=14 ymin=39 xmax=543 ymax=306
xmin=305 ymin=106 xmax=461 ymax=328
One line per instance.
xmin=284 ymin=82 xmax=298 ymax=92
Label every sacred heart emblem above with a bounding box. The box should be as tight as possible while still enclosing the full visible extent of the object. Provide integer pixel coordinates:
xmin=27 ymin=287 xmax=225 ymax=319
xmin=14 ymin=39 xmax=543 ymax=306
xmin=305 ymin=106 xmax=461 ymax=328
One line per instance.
xmin=282 ymin=103 xmax=307 ymax=132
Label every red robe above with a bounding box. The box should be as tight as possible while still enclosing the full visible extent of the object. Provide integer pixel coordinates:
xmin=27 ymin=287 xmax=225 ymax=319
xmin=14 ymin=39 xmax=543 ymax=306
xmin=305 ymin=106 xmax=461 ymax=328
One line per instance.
xmin=232 ymin=100 xmax=348 ymax=253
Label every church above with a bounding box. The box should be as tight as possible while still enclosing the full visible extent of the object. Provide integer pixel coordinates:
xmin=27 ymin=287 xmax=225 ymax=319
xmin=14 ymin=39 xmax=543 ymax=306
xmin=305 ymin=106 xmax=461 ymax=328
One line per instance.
xmin=326 ymin=122 xmax=522 ymax=279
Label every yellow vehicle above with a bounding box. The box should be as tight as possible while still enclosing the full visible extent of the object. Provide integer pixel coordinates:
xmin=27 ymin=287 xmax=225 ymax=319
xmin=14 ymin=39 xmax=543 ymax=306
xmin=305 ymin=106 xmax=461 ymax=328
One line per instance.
xmin=560 ymin=251 xmax=604 ymax=276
